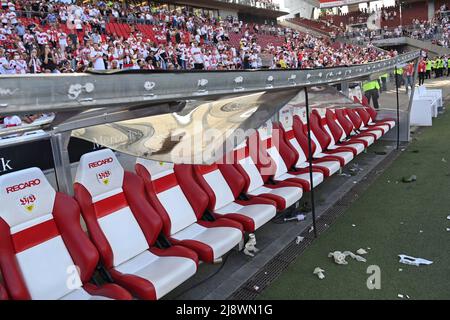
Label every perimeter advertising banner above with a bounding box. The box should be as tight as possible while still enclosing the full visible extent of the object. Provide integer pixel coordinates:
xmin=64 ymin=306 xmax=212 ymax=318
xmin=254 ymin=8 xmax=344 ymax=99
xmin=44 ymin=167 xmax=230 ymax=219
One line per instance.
xmin=319 ymin=0 xmax=368 ymax=8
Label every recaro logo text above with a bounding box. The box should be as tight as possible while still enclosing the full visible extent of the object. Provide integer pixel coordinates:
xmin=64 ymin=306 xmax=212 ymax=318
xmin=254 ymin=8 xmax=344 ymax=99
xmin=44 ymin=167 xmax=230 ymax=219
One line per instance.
xmin=6 ymin=179 xmax=41 ymax=194
xmin=88 ymin=157 xmax=113 ymax=169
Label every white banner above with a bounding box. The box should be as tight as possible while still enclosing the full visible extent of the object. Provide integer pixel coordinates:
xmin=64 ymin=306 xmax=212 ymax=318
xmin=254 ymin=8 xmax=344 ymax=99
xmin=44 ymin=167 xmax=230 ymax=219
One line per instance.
xmin=319 ymin=0 xmax=369 ymax=8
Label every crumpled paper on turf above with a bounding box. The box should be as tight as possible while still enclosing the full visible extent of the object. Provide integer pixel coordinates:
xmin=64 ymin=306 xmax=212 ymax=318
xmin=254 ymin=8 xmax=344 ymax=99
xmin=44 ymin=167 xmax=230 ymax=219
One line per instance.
xmin=328 ymin=251 xmax=367 ymax=265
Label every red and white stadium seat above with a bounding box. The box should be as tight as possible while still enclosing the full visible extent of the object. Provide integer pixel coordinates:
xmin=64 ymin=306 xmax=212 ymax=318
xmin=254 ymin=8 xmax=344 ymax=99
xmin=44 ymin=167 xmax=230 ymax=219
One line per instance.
xmin=291 ymin=108 xmax=348 ymax=169
xmin=192 ymin=162 xmax=277 ymax=231
xmin=230 ymin=140 xmax=303 ymax=211
xmin=301 ymin=110 xmax=354 ymax=166
xmin=255 ymin=119 xmax=324 ymax=191
xmin=333 ymin=108 xmax=381 ymax=142
xmin=278 ymin=106 xmax=341 ymax=177
xmin=74 ymin=150 xmax=198 ymax=300
xmin=358 ymin=106 xmax=396 ymax=131
xmin=135 ymin=159 xmax=244 ymax=263
xmin=0 ymin=167 xmax=132 ymax=300
xmin=343 ymin=108 xmax=385 ymax=140
xmin=313 ymin=109 xmax=366 ymax=156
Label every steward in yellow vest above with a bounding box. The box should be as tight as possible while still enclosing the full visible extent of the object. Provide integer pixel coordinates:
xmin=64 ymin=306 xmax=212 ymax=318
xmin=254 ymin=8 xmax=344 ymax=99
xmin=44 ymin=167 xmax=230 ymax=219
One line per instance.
xmin=363 ymin=79 xmax=380 ymax=109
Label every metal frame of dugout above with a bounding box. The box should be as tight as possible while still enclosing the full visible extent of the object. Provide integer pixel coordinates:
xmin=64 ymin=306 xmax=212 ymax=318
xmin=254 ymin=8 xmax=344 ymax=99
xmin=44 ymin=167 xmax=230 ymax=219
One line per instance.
xmin=0 ymin=50 xmax=421 ymax=238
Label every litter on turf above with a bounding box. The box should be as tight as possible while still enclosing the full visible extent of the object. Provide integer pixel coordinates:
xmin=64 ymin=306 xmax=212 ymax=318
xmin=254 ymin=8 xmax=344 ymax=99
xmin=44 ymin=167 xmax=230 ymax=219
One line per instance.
xmin=356 ymin=248 xmax=368 ymax=255
xmin=313 ymin=267 xmax=325 ymax=280
xmin=402 ymin=175 xmax=417 ymax=183
xmin=328 ymin=251 xmax=367 ymax=265
xmin=398 ymin=254 xmax=433 ymax=266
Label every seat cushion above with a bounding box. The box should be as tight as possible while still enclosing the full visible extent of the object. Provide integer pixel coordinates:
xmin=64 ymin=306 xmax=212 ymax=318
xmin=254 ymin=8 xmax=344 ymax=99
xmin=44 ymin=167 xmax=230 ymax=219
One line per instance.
xmin=170 ymin=222 xmax=243 ymax=262
xmin=312 ymin=160 xmax=341 ymax=176
xmin=275 ymin=171 xmax=324 ymax=190
xmin=61 ymin=288 xmax=112 ymax=300
xmin=329 ymin=142 xmax=364 ymax=155
xmin=317 ymin=151 xmax=353 ymax=165
xmin=353 ymin=135 xmax=375 ymax=146
xmin=214 ymin=201 xmax=276 ymax=230
xmin=248 ymin=185 xmax=301 ymax=209
xmin=114 ymin=250 xmax=196 ymax=300
xmin=361 ymin=127 xmax=383 ymax=139
xmin=370 ymin=119 xmax=395 ymax=130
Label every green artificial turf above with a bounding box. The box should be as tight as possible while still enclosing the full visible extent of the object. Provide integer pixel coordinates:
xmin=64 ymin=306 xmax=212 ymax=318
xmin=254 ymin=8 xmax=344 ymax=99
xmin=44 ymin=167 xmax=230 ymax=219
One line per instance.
xmin=259 ymin=109 xmax=450 ymax=300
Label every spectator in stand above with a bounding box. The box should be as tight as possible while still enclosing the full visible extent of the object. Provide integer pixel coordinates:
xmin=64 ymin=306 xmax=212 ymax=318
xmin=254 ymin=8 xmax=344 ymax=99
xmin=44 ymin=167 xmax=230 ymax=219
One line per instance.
xmin=90 ymin=43 xmax=105 ymax=70
xmin=190 ymin=41 xmax=204 ymax=70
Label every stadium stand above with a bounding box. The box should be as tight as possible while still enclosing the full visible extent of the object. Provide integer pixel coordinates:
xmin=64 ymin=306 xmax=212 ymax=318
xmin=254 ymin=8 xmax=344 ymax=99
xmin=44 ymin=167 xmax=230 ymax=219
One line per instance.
xmin=288 ymin=17 xmax=335 ymax=34
xmin=0 ymin=0 xmax=393 ymax=75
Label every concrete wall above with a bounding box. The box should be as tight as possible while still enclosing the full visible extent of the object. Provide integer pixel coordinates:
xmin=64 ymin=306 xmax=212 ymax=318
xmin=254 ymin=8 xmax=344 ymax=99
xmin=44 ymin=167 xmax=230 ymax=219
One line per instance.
xmin=281 ymin=0 xmax=317 ymax=19
xmin=279 ymin=19 xmax=328 ymax=37
xmin=372 ymin=37 xmax=450 ymax=56
xmin=219 ymin=8 xmax=238 ymax=18
xmin=428 ymin=0 xmax=435 ymax=21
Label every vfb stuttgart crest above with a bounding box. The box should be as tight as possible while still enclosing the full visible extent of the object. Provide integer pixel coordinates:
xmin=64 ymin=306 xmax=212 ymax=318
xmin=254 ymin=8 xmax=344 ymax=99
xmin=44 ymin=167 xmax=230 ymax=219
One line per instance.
xmin=20 ymin=194 xmax=37 ymax=213
xmin=97 ymin=170 xmax=112 ymax=186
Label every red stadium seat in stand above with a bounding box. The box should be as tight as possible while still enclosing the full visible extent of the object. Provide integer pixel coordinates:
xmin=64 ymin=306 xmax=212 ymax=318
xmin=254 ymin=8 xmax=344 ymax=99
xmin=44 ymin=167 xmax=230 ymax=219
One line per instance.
xmin=0 ymin=168 xmax=132 ymax=300
xmin=135 ymin=159 xmax=244 ymax=263
xmin=278 ymin=105 xmax=341 ymax=177
xmin=74 ymin=150 xmax=198 ymax=300
xmin=255 ymin=119 xmax=324 ymax=192
xmin=230 ymin=140 xmax=303 ymax=211
xmin=192 ymin=162 xmax=277 ymax=232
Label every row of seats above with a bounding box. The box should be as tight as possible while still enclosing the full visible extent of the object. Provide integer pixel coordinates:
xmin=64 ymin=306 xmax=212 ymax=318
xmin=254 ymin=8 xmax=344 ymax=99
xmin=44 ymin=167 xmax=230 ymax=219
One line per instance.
xmin=0 ymin=104 xmax=395 ymax=300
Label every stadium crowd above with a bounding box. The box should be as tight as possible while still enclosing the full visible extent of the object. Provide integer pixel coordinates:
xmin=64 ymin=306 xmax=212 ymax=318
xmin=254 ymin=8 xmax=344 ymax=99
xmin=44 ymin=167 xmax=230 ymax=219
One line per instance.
xmin=340 ymin=4 xmax=449 ymax=49
xmin=0 ymin=0 xmax=393 ymax=74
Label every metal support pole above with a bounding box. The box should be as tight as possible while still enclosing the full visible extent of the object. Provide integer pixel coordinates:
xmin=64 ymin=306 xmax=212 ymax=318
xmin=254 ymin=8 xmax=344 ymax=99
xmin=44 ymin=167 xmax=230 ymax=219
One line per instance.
xmin=340 ymin=81 xmax=349 ymax=97
xmin=405 ymin=58 xmax=420 ymax=143
xmin=50 ymin=132 xmax=73 ymax=195
xmin=304 ymin=87 xmax=317 ymax=238
xmin=395 ymin=66 xmax=400 ymax=149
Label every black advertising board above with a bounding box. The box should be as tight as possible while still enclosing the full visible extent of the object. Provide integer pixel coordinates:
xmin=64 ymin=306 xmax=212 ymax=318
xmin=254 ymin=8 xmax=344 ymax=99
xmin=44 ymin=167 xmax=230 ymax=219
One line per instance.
xmin=0 ymin=137 xmax=103 ymax=175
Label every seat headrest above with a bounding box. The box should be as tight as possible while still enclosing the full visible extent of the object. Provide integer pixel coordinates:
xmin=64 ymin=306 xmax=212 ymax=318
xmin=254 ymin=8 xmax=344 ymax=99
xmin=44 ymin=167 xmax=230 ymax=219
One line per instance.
xmin=279 ymin=105 xmax=293 ymax=130
xmin=313 ymin=108 xmax=326 ymax=118
xmin=0 ymin=168 xmax=56 ymax=228
xmin=74 ymin=149 xmax=124 ymax=199
xmin=292 ymin=107 xmax=307 ymax=123
xmin=136 ymin=158 xmax=174 ymax=180
xmin=257 ymin=119 xmax=272 ymax=141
